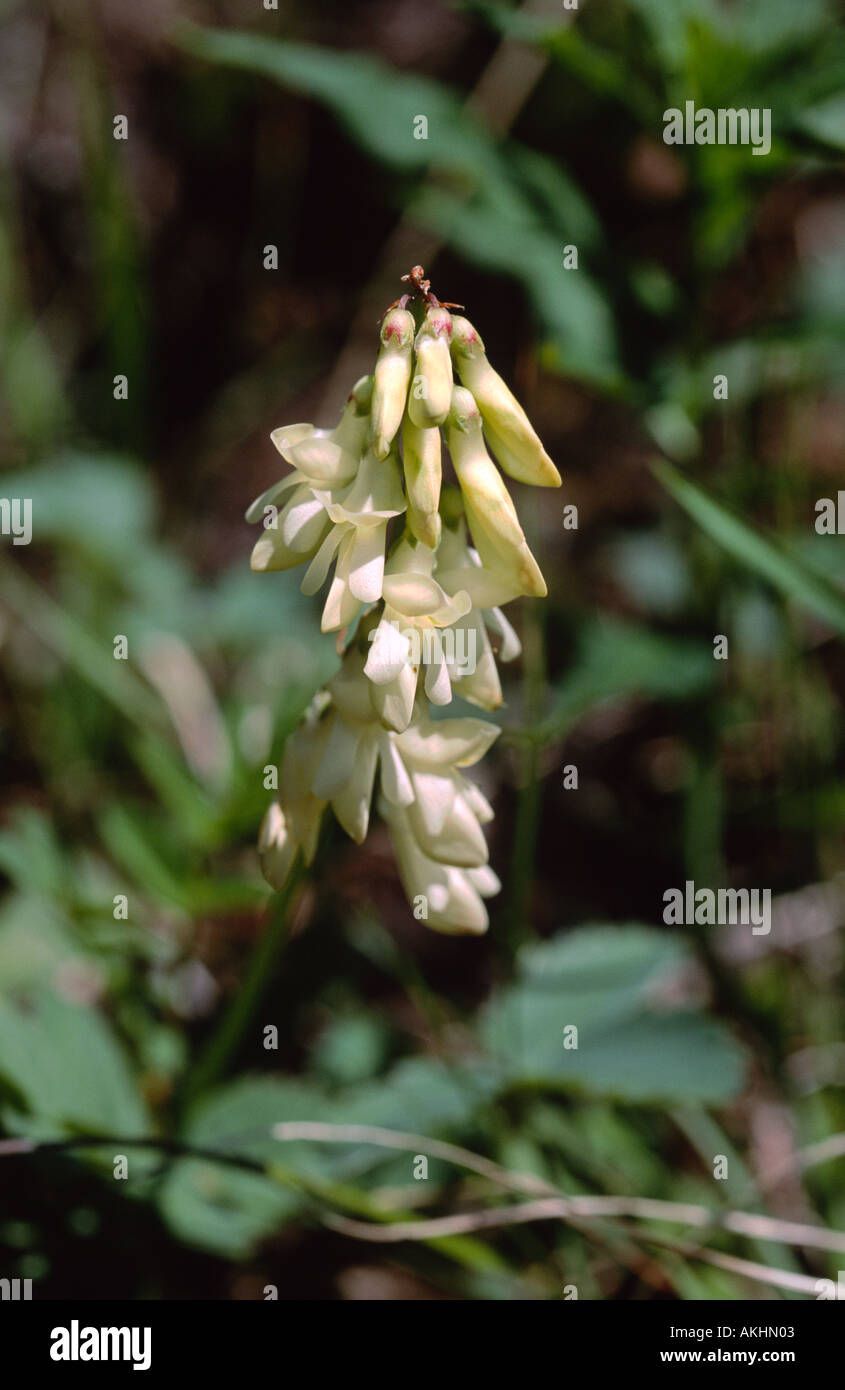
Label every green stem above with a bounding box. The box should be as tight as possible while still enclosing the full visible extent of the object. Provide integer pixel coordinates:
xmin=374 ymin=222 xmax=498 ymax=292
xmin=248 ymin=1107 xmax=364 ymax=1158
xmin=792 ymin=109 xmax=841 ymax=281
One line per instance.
xmin=0 ymin=1132 xmax=503 ymax=1273
xmin=182 ymin=856 xmax=304 ymax=1105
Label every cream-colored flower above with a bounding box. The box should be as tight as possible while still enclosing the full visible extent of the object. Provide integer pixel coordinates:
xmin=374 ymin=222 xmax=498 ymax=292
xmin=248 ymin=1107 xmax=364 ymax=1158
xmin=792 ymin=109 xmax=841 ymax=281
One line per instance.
xmin=381 ymin=799 xmax=500 ymax=936
xmin=408 ymin=306 xmax=453 ymax=428
xmin=258 ymin=704 xmax=330 ymax=889
xmin=379 ymin=705 xmax=501 ymax=931
xmin=248 ymin=382 xmax=406 ymax=632
xmin=363 ymin=535 xmax=471 ymax=730
xmin=446 ymin=386 xmax=547 ymax=599
xmin=450 ymin=316 xmax=561 ymax=488
xmin=308 ymin=442 xmax=406 ymax=632
xmin=401 ymin=407 xmax=441 ymax=550
xmin=434 ymin=517 xmax=521 ymax=711
xmin=246 ymin=375 xmax=373 ymax=530
xmin=382 ymin=707 xmax=499 ymax=866
xmin=252 ymin=269 xmax=559 ymax=936
xmin=258 ymin=800 xmax=297 ymax=892
xmin=372 ymin=307 xmax=415 ymax=459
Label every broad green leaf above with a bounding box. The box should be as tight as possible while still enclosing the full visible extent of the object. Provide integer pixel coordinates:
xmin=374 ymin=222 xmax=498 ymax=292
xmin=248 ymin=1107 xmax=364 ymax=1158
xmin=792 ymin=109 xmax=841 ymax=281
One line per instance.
xmin=0 ymin=992 xmax=149 ymax=1138
xmin=336 ymin=1056 xmax=499 ymax=1136
xmin=158 ymin=1077 xmax=333 ymax=1258
xmin=1 ymin=453 xmax=157 ymax=566
xmin=479 ymin=925 xmax=746 ymax=1103
xmin=179 ymin=27 xmax=499 ymax=182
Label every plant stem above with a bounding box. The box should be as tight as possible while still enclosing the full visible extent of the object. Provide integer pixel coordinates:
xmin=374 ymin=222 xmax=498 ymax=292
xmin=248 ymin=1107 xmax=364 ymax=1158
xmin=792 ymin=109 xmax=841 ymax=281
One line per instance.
xmin=182 ymin=856 xmax=304 ymax=1106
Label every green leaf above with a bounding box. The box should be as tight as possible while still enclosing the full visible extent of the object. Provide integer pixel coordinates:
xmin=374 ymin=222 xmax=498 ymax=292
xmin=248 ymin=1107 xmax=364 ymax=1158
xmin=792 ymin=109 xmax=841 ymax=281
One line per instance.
xmin=798 ymin=92 xmax=845 ymax=150
xmin=415 ymin=185 xmax=619 ymax=386
xmin=652 ymin=457 xmax=845 ymax=638
xmin=337 ymin=1056 xmax=499 ymax=1137
xmin=479 ymin=925 xmax=746 ymax=1103
xmin=0 ymin=808 xmax=65 ymax=895
xmin=0 ymin=992 xmax=149 ymax=1138
xmin=159 ymin=1056 xmax=501 ymax=1256
xmin=540 ymin=616 xmax=714 ymax=739
xmin=178 ymin=25 xmax=620 ymax=387
xmin=178 ymin=27 xmax=499 ymax=182
xmin=1 ymin=453 xmax=157 ymax=567
xmin=158 ymin=1077 xmax=332 ymax=1258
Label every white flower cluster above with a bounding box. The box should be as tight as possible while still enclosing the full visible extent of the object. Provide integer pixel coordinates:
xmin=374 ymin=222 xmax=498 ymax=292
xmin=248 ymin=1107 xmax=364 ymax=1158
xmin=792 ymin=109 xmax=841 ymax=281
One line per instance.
xmin=249 ymin=270 xmax=560 ymax=934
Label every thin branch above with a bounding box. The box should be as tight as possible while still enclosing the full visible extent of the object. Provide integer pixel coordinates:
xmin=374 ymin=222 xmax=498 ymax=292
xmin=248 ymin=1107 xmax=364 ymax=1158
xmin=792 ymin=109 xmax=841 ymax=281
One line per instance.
xmin=319 ymin=1193 xmax=845 ymax=1256
xmin=271 ymin=1121 xmax=552 ymax=1198
xmin=270 ymin=1119 xmax=845 ymax=1253
xmin=7 ymin=1122 xmax=842 ymax=1285
xmin=638 ymin=1234 xmax=824 ymax=1298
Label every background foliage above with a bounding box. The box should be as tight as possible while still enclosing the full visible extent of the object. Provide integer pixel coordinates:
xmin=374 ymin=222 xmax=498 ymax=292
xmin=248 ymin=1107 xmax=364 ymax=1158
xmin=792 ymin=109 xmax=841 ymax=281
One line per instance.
xmin=1 ymin=0 xmax=844 ymax=1299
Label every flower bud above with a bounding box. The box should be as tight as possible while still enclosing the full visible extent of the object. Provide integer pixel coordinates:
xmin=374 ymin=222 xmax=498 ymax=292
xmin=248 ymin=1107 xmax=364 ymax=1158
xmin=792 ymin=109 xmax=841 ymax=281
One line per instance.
xmin=450 ymin=316 xmax=561 ymax=488
xmin=402 ymin=409 xmax=442 ymax=548
xmin=372 ymin=308 xmax=415 ymax=459
xmin=284 ymin=434 xmax=358 ymax=485
xmin=446 ymin=387 xmax=546 ymax=598
xmin=330 ymin=373 xmax=373 ymax=457
xmin=258 ymin=801 xmax=297 ymax=891
xmin=408 ymin=307 xmax=453 ymax=428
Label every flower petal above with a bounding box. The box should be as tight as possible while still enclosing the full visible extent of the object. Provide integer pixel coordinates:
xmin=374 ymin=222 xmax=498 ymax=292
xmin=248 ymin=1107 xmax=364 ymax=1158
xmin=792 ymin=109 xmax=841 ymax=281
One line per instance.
xmin=409 ymin=769 xmax=457 ymax=836
xmin=245 ymin=472 xmax=301 ymax=524
xmin=364 ymin=614 xmax=412 ymax=686
xmin=369 ymin=662 xmax=417 ymax=733
xmin=281 ymin=488 xmax=331 ymax=552
xmin=301 ymin=524 xmax=347 ymax=596
xmin=396 ymin=715 xmax=500 ymax=769
xmin=377 ymin=731 xmax=414 ymax=807
xmin=286 ymin=435 xmax=358 ymax=484
xmin=346 ymin=521 xmax=387 ymax=603
xmin=258 ymin=801 xmax=298 ymax=890
xmin=486 ymin=605 xmax=522 ymax=662
xmin=331 ymin=730 xmax=378 ymax=842
xmin=311 ymin=714 xmax=360 ymax=799
xmin=424 ymin=649 xmax=453 ymax=706
xmin=382 ymin=571 xmax=450 ymax=618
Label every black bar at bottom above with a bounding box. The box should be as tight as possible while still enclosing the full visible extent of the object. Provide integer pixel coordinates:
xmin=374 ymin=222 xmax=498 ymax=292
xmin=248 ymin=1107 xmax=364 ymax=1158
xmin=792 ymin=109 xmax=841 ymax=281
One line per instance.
xmin=0 ymin=1296 xmax=838 ymax=1377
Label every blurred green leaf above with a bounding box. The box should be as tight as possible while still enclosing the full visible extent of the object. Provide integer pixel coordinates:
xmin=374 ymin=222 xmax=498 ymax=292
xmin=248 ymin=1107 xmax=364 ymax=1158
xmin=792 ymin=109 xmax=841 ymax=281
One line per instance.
xmin=652 ymin=457 xmax=845 ymax=638
xmin=540 ymin=616 xmax=714 ymax=739
xmin=798 ymin=92 xmax=845 ymax=150
xmin=479 ymin=925 xmax=746 ymax=1103
xmin=158 ymin=1077 xmax=330 ymax=1258
xmin=179 ymin=27 xmax=499 ymax=182
xmin=0 ymin=992 xmax=149 ymax=1138
xmin=179 ymin=24 xmax=620 ymax=386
